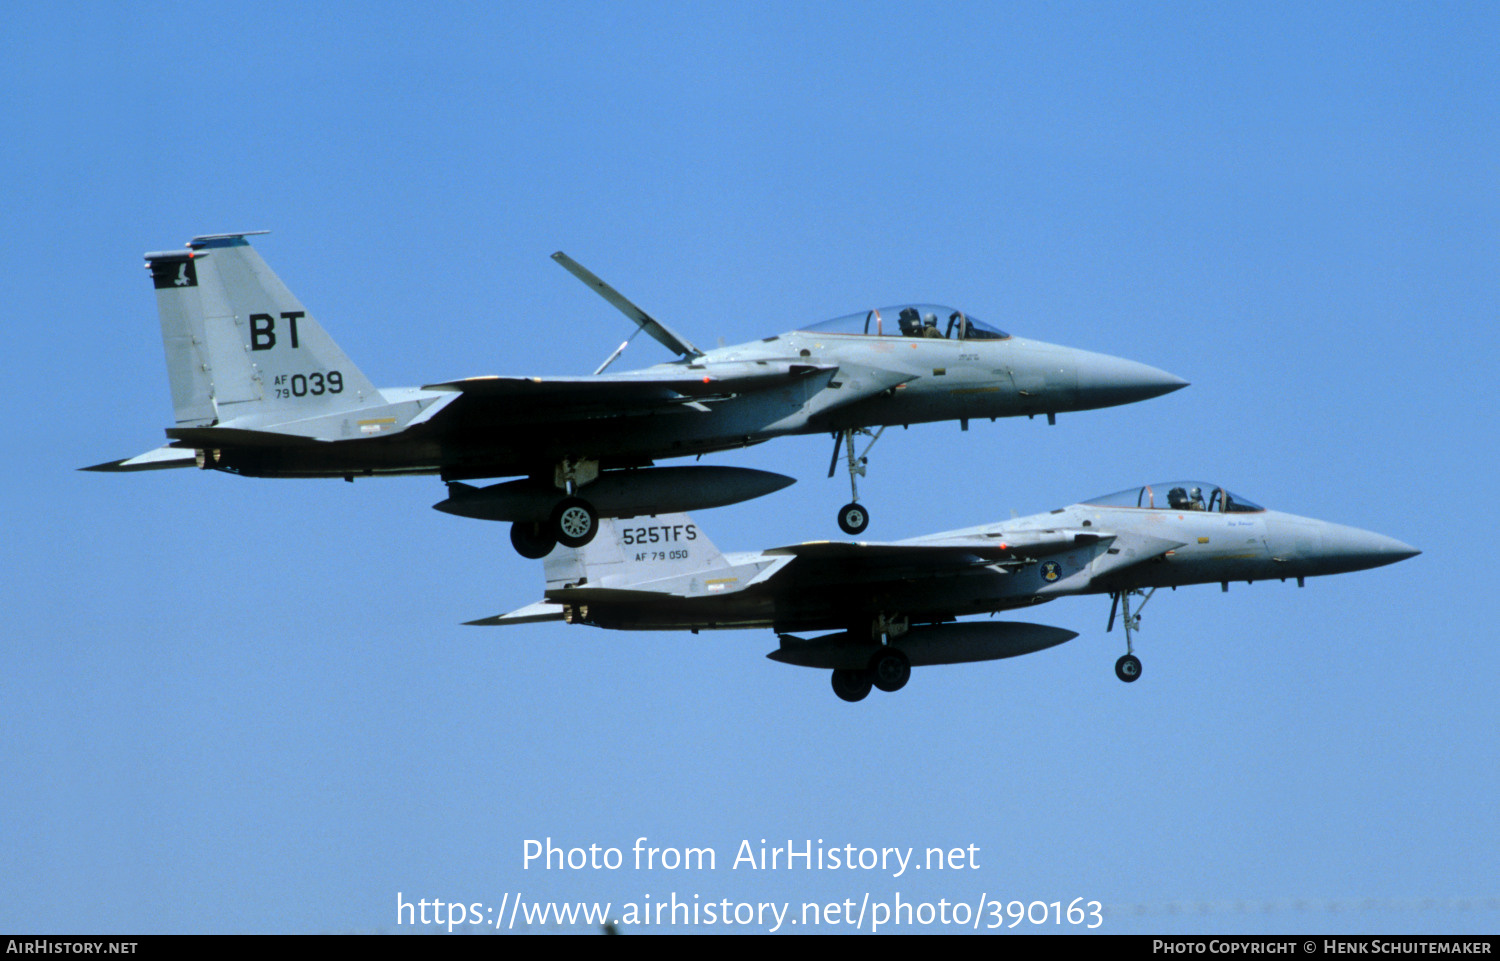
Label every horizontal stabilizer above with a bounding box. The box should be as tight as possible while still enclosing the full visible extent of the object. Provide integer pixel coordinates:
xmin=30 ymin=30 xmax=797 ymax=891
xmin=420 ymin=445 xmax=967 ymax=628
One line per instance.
xmin=80 ymin=445 xmax=197 ymax=472
xmin=466 ymin=601 xmax=568 ymax=626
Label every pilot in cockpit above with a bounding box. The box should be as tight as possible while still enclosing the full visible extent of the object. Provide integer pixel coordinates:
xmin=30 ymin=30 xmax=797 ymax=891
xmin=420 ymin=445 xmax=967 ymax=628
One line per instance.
xmin=923 ymin=312 xmax=943 ymax=338
xmin=1189 ymin=487 xmax=1206 ymax=511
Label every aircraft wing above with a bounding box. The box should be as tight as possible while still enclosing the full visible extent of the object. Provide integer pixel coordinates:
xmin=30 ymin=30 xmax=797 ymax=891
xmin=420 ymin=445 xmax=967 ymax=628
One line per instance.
xmin=744 ymin=531 xmax=1113 ymax=587
xmin=424 ymin=365 xmax=836 ymax=401
xmin=421 ymin=363 xmax=838 ymax=421
xmin=765 ymin=529 xmax=1106 ymax=566
xmin=764 ymin=541 xmax=1009 ymax=569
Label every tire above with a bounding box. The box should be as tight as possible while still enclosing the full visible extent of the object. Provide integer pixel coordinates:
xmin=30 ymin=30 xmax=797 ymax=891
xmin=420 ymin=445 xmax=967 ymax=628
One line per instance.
xmin=869 ymin=648 xmax=911 ymax=693
xmin=509 ymin=521 xmax=557 ymax=559
xmin=837 ymin=502 xmax=869 ymax=535
xmin=1115 ymin=654 xmax=1142 ymax=683
xmin=551 ymin=497 xmax=598 ymax=548
xmin=831 ymin=668 xmax=873 ymax=702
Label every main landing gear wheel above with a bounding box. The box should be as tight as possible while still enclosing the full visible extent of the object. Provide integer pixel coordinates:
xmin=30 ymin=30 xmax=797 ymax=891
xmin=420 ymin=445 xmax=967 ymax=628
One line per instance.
xmin=837 ymin=502 xmax=869 ymax=535
xmin=510 ymin=521 xmax=557 ymax=559
xmin=1115 ymin=654 xmax=1142 ymax=683
xmin=831 ymin=668 xmax=873 ymax=702
xmin=869 ymin=648 xmax=911 ymax=693
xmin=551 ymin=497 xmax=599 ymax=548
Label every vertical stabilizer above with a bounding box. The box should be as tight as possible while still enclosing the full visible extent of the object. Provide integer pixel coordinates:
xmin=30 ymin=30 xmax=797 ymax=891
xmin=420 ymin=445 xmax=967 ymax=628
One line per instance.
xmin=143 ymin=233 xmax=381 ymax=427
xmin=544 ymin=513 xmax=726 ymax=590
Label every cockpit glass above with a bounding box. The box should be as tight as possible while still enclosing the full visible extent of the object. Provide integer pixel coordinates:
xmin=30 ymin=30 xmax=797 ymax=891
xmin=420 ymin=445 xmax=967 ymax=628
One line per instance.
xmin=1083 ymin=482 xmax=1264 ymax=513
xmin=801 ymin=305 xmax=1009 ymax=340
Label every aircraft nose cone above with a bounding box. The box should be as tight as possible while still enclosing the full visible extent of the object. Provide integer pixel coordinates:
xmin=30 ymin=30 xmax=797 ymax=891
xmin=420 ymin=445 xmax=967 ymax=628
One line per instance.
xmin=1369 ymin=535 xmax=1420 ymax=565
xmin=1073 ymin=352 xmax=1190 ymax=410
xmin=1384 ymin=539 xmax=1421 ymax=563
xmin=1319 ymin=525 xmax=1421 ymax=573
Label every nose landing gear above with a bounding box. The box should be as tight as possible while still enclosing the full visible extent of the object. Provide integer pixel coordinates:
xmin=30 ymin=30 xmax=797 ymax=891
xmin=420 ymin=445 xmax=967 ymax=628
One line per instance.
xmin=830 ymin=427 xmax=885 ymax=535
xmin=1107 ymin=588 xmax=1156 ymax=683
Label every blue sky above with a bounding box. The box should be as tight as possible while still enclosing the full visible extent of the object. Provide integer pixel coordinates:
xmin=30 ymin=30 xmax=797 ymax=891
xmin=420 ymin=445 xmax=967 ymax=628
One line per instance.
xmin=3 ymin=1 xmax=1496 ymax=935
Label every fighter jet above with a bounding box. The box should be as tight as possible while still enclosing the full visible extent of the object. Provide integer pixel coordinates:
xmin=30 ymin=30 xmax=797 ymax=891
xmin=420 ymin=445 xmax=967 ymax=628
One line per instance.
xmin=86 ymin=232 xmax=1187 ymax=555
xmin=476 ymin=481 xmax=1418 ymax=701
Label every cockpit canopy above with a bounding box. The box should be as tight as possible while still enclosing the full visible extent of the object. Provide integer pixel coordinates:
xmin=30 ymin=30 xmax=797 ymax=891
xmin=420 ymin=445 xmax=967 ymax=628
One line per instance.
xmin=801 ymin=305 xmax=1009 ymax=341
xmin=1083 ymin=481 xmax=1265 ymax=514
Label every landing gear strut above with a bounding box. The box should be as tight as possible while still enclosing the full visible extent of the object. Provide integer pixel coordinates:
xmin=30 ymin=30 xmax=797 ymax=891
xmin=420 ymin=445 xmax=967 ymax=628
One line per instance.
xmin=829 ymin=427 xmax=885 ymax=535
xmin=1107 ymin=588 xmax=1156 ymax=683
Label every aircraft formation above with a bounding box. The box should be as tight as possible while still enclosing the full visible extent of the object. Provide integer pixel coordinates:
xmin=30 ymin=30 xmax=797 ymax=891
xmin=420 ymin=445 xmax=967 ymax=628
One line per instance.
xmin=90 ymin=233 xmax=1418 ymax=700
